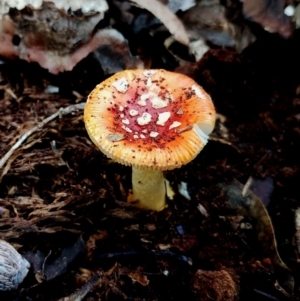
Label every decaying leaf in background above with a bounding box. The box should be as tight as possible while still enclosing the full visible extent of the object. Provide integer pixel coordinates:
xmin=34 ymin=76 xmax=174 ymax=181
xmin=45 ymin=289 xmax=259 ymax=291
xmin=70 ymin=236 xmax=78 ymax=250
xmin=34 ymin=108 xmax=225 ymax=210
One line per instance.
xmin=92 ymin=29 xmax=144 ymax=74
xmin=182 ymin=0 xmax=256 ymax=53
xmin=0 ymin=1 xmax=109 ymax=73
xmin=131 ymin=0 xmax=189 ymax=45
xmin=24 ymin=236 xmax=85 ymax=282
xmin=0 ymin=0 xmax=293 ymax=75
xmin=224 ymin=180 xmax=294 ymax=292
xmin=241 ymin=0 xmax=293 ymax=38
xmin=242 ymin=176 xmax=274 ymax=207
xmin=163 ymin=0 xmax=256 ymax=64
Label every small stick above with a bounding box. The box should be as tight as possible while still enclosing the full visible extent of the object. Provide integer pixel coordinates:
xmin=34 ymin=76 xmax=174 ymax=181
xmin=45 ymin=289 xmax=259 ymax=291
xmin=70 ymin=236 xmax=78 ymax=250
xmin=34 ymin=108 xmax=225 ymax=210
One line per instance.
xmin=0 ymin=103 xmax=85 ymax=170
xmin=57 ymin=274 xmax=100 ymax=301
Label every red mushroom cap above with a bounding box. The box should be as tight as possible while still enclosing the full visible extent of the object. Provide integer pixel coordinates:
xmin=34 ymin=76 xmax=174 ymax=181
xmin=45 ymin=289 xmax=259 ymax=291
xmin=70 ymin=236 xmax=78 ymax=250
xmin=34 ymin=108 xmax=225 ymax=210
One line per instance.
xmin=84 ymin=69 xmax=216 ymax=170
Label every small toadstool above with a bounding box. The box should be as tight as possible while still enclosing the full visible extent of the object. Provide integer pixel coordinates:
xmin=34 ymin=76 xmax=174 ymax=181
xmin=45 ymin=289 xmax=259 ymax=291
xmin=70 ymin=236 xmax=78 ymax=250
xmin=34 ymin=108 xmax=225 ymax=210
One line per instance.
xmin=84 ymin=69 xmax=216 ymax=210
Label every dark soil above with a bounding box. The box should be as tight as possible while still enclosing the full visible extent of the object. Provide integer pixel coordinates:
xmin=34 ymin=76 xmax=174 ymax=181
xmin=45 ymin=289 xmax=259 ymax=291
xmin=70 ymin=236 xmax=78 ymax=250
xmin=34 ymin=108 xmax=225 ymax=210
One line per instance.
xmin=1 ymin=10 xmax=300 ymax=301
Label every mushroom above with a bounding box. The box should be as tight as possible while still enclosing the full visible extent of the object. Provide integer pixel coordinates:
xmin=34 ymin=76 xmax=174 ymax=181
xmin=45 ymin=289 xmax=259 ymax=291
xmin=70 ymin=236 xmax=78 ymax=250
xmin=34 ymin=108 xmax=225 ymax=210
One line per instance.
xmin=84 ymin=69 xmax=216 ymax=210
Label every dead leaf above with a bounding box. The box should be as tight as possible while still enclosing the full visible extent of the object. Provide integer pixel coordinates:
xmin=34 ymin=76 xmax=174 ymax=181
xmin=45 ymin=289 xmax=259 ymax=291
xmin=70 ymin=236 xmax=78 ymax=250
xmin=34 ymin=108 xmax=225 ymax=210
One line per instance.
xmin=224 ymin=181 xmax=294 ymax=292
xmin=127 ymin=271 xmax=149 ymax=286
xmin=242 ymin=0 xmax=293 ymax=37
xmin=24 ymin=236 xmax=85 ymax=281
xmin=131 ymin=0 xmax=189 ymax=45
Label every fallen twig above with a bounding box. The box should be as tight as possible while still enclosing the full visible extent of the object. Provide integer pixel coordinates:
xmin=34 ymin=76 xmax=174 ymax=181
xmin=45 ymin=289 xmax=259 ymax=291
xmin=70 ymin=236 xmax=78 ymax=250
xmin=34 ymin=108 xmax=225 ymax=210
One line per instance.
xmin=57 ymin=274 xmax=100 ymax=301
xmin=209 ymin=136 xmax=241 ymax=153
xmin=0 ymin=103 xmax=85 ymax=170
xmin=96 ymin=249 xmax=193 ymax=265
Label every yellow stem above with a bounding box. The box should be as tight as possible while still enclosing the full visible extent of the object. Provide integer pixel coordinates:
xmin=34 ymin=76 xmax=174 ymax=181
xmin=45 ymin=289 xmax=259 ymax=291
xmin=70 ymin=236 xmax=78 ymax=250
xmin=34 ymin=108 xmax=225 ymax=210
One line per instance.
xmin=131 ymin=167 xmax=166 ymax=210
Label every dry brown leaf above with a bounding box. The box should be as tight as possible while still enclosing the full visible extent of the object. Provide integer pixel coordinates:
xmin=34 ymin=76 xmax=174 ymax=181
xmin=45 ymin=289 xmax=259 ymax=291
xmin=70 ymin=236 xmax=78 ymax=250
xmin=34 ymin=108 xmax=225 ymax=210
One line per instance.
xmin=127 ymin=271 xmax=149 ymax=286
xmin=225 ymin=181 xmax=288 ymax=271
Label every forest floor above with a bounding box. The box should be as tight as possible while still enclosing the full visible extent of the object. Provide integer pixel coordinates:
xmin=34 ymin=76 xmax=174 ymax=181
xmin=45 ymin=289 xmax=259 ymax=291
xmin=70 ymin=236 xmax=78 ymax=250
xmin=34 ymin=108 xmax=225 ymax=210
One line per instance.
xmin=1 ymin=3 xmax=300 ymax=301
